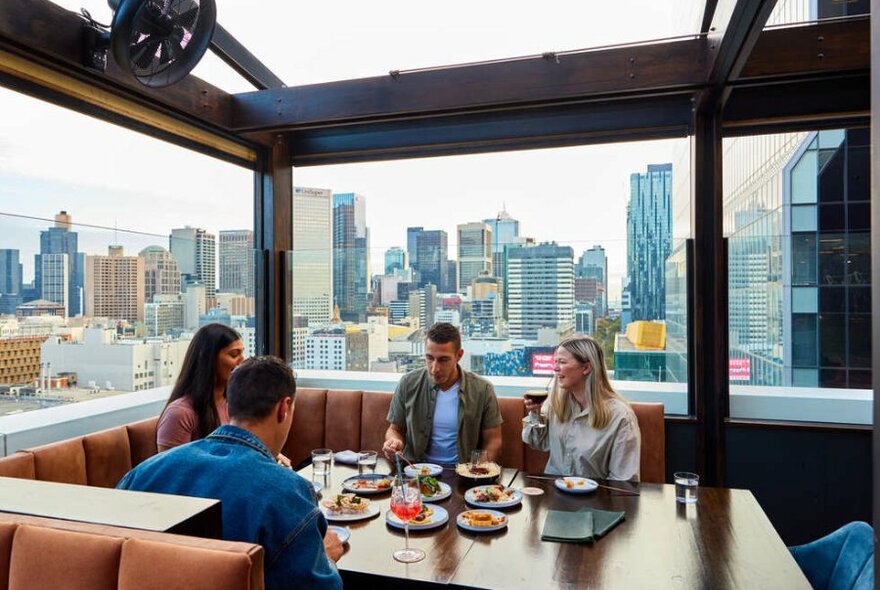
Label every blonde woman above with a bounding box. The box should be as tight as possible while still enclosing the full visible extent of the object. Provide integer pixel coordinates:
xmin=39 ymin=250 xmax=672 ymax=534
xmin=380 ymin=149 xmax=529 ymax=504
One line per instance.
xmin=522 ymin=335 xmax=641 ymax=481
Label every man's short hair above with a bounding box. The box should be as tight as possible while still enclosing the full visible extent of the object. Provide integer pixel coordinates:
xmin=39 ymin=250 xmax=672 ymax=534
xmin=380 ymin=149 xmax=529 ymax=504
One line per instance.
xmin=226 ymin=356 xmax=296 ymax=422
xmin=426 ymin=322 xmax=461 ymax=351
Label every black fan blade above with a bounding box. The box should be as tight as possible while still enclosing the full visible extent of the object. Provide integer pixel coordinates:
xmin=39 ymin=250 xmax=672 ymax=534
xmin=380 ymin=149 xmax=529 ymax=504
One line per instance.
xmin=174 ymin=5 xmax=199 ymax=31
xmin=131 ymin=37 xmax=162 ymax=69
xmin=160 ymin=38 xmax=181 ymax=64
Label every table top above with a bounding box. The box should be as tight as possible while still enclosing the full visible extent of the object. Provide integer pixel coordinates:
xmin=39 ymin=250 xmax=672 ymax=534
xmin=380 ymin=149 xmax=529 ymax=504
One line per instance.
xmin=0 ymin=476 xmax=222 ymax=538
xmin=302 ymin=462 xmax=810 ymax=590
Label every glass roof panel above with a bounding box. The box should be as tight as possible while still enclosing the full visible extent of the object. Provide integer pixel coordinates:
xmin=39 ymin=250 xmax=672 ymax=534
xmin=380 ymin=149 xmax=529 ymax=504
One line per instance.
xmin=53 ymin=0 xmax=706 ymax=92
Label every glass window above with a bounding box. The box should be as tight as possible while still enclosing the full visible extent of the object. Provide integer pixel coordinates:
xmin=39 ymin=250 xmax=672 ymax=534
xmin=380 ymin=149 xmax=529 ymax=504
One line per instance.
xmin=792 ymin=287 xmax=817 ymax=313
xmin=847 ymin=233 xmax=871 ymax=285
xmin=790 ymin=149 xmax=817 ymax=204
xmin=819 ymin=149 xmax=845 ymax=203
xmin=848 ymin=314 xmax=871 ymax=369
xmin=791 ymin=314 xmax=818 ymax=366
xmin=792 ymin=368 xmax=818 ymax=387
xmin=791 ymin=205 xmax=817 ymax=231
xmin=819 ymin=204 xmax=846 ymax=231
xmin=791 ymin=234 xmax=817 ymax=285
xmin=818 ymin=235 xmax=846 ymax=285
xmin=818 ymin=313 xmax=845 ymax=367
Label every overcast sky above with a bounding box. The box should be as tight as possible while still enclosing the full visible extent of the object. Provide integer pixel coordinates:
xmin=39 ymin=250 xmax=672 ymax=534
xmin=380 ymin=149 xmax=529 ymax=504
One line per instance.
xmin=1 ymin=0 xmax=699 ymax=300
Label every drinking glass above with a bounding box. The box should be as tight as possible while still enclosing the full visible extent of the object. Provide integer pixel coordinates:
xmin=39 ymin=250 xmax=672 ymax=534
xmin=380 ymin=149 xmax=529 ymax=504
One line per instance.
xmin=357 ymin=450 xmax=378 ymax=475
xmin=390 ymin=475 xmax=425 ymax=563
xmin=470 ymin=449 xmax=488 ymax=470
xmin=312 ymin=448 xmax=332 ymax=486
xmin=524 ymin=390 xmax=548 ymax=430
xmin=674 ymin=471 xmax=699 ymax=504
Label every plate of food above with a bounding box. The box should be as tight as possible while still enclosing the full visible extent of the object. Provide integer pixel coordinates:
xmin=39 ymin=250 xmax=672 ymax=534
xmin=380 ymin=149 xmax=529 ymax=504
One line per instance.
xmin=403 ymin=463 xmax=443 ymax=478
xmin=464 ymin=484 xmax=522 ymax=509
xmin=554 ymin=476 xmax=599 ymax=494
xmin=455 ymin=462 xmax=502 ymax=483
xmin=320 ymin=493 xmax=381 ymax=522
xmin=456 ymin=509 xmax=508 ymax=532
xmin=341 ymin=473 xmax=393 ymax=495
xmin=327 ymin=525 xmax=350 ymax=544
xmin=418 ymin=476 xmax=452 ymax=502
xmin=386 ymin=504 xmax=449 ymax=530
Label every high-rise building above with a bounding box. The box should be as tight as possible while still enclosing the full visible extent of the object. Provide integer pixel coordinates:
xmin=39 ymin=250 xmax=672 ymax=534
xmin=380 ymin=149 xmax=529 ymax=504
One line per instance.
xmin=84 ymin=246 xmax=145 ymax=324
xmin=627 ymin=163 xmax=672 ymax=322
xmin=292 ymin=186 xmax=333 ymax=327
xmin=219 ymin=230 xmax=254 ymax=298
xmin=169 ymin=226 xmax=216 ymax=306
xmin=40 ymin=253 xmax=69 ymax=314
xmin=507 ymin=243 xmax=574 ymax=340
xmin=413 ymin=229 xmax=449 ymax=291
xmin=457 ymin=222 xmax=492 ymax=294
xmin=140 ymin=246 xmax=181 ymax=303
xmin=384 ymin=247 xmax=407 ymax=275
xmin=144 ymin=294 xmax=184 ymax=337
xmin=406 ymin=227 xmax=423 ymax=272
xmin=0 ymin=249 xmax=23 ymax=314
xmin=483 ymin=207 xmax=520 ymax=279
xmin=35 ymin=211 xmax=83 ymax=317
xmin=333 ymin=193 xmax=370 ymax=322
xmin=578 ymin=245 xmax=608 ymax=315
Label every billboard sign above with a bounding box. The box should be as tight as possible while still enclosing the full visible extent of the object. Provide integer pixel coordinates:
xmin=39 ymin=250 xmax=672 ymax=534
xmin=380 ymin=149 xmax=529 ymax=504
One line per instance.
xmin=729 ymin=358 xmax=751 ymax=381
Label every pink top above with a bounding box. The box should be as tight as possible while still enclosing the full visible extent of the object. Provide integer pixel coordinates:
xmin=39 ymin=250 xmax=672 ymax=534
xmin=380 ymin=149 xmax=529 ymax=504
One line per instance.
xmin=156 ymin=396 xmax=230 ymax=450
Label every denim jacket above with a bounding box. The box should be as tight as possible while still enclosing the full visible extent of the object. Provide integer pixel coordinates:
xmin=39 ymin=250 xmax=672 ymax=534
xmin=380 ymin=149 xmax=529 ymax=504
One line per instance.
xmin=118 ymin=425 xmax=342 ymax=590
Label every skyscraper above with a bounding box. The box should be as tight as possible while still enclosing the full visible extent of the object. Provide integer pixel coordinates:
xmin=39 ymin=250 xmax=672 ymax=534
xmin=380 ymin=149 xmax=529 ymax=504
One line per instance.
xmin=457 ymin=222 xmax=492 ymax=294
xmin=384 ymin=247 xmax=407 ymax=275
xmin=219 ymin=229 xmax=254 ymax=297
xmin=40 ymin=253 xmax=69 ymax=313
xmin=627 ymin=163 xmax=672 ymax=322
xmin=507 ymin=243 xmax=574 ymax=340
xmin=413 ymin=229 xmax=449 ymax=291
xmin=482 ymin=207 xmax=520 ymax=279
xmin=84 ymin=246 xmax=145 ymax=323
xmin=292 ymin=186 xmax=333 ymax=327
xmin=578 ymin=245 xmax=608 ymax=315
xmin=169 ymin=226 xmax=216 ymax=306
xmin=140 ymin=246 xmax=181 ymax=303
xmin=0 ymin=249 xmax=23 ymax=314
xmin=35 ymin=211 xmax=83 ymax=317
xmin=333 ymin=193 xmax=370 ymax=322
xmin=406 ymin=227 xmax=423 ymax=271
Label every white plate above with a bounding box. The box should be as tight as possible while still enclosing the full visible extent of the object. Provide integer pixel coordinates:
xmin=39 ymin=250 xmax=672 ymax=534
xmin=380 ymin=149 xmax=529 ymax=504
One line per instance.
xmin=386 ymin=505 xmax=449 ymax=530
xmin=341 ymin=473 xmax=394 ymax=495
xmin=456 ymin=509 xmax=508 ymax=532
xmin=321 ymin=503 xmax=381 ymax=522
xmin=464 ymin=485 xmax=523 ymax=509
xmin=327 ymin=525 xmax=350 ymax=544
xmin=404 ymin=463 xmax=443 ymax=478
xmin=420 ymin=481 xmax=452 ymax=502
xmin=554 ymin=477 xmax=599 ymax=494
xmin=312 ymin=480 xmax=323 ymax=494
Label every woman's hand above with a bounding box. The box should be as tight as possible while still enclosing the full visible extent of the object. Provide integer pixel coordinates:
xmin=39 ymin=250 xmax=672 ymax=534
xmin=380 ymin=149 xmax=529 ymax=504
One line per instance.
xmin=523 ymin=394 xmax=542 ymax=415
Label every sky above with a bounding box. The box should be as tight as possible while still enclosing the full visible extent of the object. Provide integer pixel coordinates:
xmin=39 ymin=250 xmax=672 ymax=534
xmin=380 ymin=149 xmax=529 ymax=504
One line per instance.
xmin=1 ymin=0 xmax=700 ymax=301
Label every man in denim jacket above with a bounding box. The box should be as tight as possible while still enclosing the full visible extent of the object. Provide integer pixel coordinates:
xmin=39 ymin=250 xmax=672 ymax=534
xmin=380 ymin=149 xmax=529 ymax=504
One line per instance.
xmin=118 ymin=356 xmax=343 ymax=590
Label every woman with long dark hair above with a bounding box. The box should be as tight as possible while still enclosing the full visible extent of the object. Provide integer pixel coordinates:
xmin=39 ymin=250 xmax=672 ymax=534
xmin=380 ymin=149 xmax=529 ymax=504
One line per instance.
xmin=522 ymin=335 xmax=641 ymax=481
xmin=157 ymin=323 xmax=244 ymax=451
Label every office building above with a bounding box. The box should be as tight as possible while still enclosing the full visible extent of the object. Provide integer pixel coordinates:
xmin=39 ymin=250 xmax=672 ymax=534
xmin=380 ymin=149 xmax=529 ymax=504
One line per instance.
xmin=84 ymin=246 xmax=145 ymax=324
xmin=219 ymin=229 xmax=254 ymax=298
xmin=169 ymin=227 xmax=216 ymax=307
xmin=35 ymin=211 xmax=83 ymax=317
xmin=627 ymin=163 xmax=672 ymax=322
xmin=40 ymin=253 xmax=68 ymax=315
xmin=140 ymin=246 xmax=181 ymax=303
xmin=144 ymin=295 xmax=185 ymax=337
xmin=483 ymin=207 xmax=520 ymax=280
xmin=333 ymin=193 xmax=370 ymax=322
xmin=457 ymin=222 xmax=492 ymax=294
xmin=578 ymin=245 xmax=608 ymax=316
xmin=384 ymin=247 xmax=407 ymax=275
xmin=0 ymin=249 xmax=22 ymax=315
xmin=292 ymin=186 xmax=333 ymax=326
xmin=412 ymin=229 xmax=449 ymax=291
xmin=507 ymin=243 xmax=575 ymax=340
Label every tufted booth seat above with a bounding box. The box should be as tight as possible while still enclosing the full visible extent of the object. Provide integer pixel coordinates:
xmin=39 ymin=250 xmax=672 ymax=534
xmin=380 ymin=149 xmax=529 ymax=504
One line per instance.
xmin=281 ymin=388 xmax=667 ymax=484
xmin=0 ymin=512 xmax=264 ymax=590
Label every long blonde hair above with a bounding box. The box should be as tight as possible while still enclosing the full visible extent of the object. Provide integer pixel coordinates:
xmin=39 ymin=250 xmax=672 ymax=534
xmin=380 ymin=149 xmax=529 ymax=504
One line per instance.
xmin=549 ymin=335 xmax=628 ymax=429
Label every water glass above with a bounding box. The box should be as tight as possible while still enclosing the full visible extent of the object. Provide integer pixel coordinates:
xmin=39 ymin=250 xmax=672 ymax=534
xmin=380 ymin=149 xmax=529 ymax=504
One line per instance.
xmin=674 ymin=471 xmax=699 ymax=504
xmin=312 ymin=448 xmax=332 ymax=485
xmin=470 ymin=449 xmax=488 ymax=469
xmin=357 ymin=450 xmax=378 ymax=475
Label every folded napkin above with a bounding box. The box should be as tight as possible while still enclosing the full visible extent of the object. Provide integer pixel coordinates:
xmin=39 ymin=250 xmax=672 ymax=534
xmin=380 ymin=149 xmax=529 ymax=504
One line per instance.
xmin=541 ymin=507 xmax=625 ymax=544
xmin=333 ymin=450 xmax=359 ymax=465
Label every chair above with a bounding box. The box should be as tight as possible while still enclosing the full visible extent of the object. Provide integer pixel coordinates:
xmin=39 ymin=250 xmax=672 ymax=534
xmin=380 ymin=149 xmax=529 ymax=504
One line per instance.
xmin=789 ymin=521 xmax=874 ymax=590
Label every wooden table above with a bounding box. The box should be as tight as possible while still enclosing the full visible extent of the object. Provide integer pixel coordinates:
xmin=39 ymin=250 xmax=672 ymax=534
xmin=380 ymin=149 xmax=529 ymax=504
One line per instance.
xmin=302 ymin=464 xmax=809 ymax=589
xmin=0 ymin=476 xmax=222 ymax=538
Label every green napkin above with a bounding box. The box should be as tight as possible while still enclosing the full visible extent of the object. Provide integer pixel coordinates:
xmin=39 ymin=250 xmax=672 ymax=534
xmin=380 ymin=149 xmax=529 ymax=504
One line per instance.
xmin=541 ymin=508 xmax=625 ymax=544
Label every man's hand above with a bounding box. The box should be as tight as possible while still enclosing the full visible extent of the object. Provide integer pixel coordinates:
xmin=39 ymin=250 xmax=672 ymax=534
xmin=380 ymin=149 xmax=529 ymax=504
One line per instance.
xmin=323 ymin=530 xmax=344 ymax=562
xmin=382 ymin=437 xmax=403 ymax=459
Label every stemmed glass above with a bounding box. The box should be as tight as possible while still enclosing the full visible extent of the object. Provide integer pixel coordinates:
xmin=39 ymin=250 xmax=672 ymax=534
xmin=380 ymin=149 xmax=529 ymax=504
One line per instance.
xmin=389 ymin=474 xmax=425 ymax=563
xmin=524 ymin=390 xmax=548 ymax=430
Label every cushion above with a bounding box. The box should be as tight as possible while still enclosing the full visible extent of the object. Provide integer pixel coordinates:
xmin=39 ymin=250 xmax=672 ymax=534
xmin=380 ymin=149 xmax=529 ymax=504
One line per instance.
xmin=126 ymin=417 xmax=159 ymax=467
xmin=84 ymin=426 xmax=133 ymax=488
xmin=631 ymin=402 xmax=665 ymax=483
xmin=30 ymin=437 xmax=87 ymax=485
xmin=284 ymin=388 xmax=327 ymax=465
xmin=496 ymin=397 xmax=527 ymax=470
xmin=324 ymin=390 xmax=363 ymax=453
xmin=0 ymin=522 xmax=17 ymax=590
xmin=360 ymin=391 xmax=392 ymax=453
xmin=0 ymin=452 xmax=35 ymax=480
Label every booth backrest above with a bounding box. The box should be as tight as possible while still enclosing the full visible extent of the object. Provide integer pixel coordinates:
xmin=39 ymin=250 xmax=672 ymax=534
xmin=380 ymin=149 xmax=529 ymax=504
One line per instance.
xmin=0 ymin=417 xmax=159 ymax=488
xmin=283 ymin=388 xmax=666 ymax=483
xmin=0 ymin=512 xmax=263 ymax=590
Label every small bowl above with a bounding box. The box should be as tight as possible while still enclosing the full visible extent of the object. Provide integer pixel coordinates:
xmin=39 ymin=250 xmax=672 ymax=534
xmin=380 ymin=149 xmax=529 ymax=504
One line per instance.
xmin=455 ymin=462 xmax=501 ymax=484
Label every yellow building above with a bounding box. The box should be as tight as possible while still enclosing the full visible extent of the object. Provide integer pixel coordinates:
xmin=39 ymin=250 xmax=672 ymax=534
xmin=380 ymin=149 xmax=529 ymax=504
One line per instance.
xmin=0 ymin=336 xmax=47 ymax=385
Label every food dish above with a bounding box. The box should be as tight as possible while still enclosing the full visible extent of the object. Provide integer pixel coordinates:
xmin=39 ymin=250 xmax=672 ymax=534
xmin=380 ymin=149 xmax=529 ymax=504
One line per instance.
xmin=456 ymin=509 xmax=508 ymax=532
xmin=320 ymin=494 xmax=381 ymax=522
xmin=341 ymin=473 xmax=393 ymax=494
xmin=418 ymin=478 xmax=452 ymax=502
xmin=386 ymin=505 xmax=449 ymax=530
xmin=464 ymin=485 xmax=522 ymax=508
xmin=327 ymin=525 xmax=350 ymax=544
xmin=554 ymin=477 xmax=599 ymax=494
xmin=455 ymin=462 xmax=501 ymax=483
xmin=403 ymin=463 xmax=443 ymax=478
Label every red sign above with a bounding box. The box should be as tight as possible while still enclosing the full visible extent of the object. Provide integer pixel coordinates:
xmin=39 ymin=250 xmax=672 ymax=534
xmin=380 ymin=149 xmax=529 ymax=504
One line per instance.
xmin=729 ymin=358 xmax=750 ymax=381
xmin=531 ymin=353 xmax=555 ymax=376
